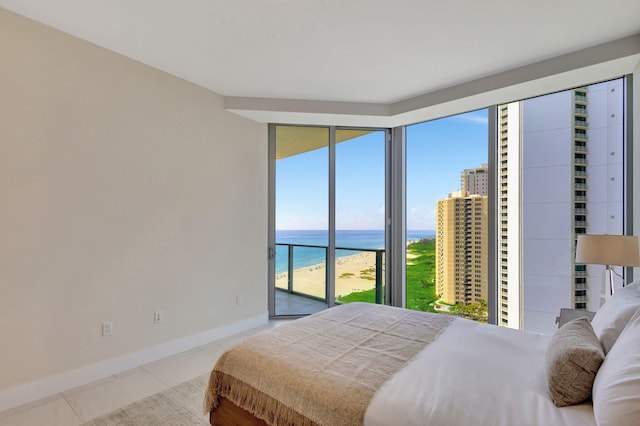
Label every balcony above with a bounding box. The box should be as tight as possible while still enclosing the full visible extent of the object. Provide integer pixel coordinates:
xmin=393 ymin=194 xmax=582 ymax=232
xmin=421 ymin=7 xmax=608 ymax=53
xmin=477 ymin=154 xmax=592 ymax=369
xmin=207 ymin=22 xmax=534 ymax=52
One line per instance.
xmin=574 ymin=133 xmax=588 ymax=141
xmin=275 ymin=290 xmax=327 ymax=315
xmin=275 ymin=243 xmax=385 ymax=315
xmin=574 ymin=94 xmax=588 ymax=103
xmin=574 ymin=282 xmax=588 ymax=291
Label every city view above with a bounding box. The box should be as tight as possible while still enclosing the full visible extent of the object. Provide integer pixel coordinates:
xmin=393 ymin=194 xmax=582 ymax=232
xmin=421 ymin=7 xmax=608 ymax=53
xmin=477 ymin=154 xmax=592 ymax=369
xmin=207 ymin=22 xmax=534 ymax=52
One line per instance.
xmin=274 ymin=78 xmax=625 ymax=332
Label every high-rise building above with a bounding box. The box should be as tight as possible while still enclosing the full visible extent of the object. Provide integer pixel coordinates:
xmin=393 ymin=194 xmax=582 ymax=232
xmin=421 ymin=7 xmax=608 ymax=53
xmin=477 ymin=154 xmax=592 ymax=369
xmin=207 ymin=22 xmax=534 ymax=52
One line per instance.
xmin=498 ymin=80 xmax=624 ymax=332
xmin=436 ymin=190 xmax=488 ymax=305
xmin=461 ymin=164 xmax=489 ymax=196
xmin=498 ymin=102 xmax=522 ymax=329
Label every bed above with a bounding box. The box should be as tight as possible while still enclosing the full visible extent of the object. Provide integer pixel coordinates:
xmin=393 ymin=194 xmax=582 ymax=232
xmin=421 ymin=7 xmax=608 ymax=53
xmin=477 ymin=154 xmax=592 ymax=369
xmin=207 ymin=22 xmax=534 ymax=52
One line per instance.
xmin=205 ymin=284 xmax=640 ymax=426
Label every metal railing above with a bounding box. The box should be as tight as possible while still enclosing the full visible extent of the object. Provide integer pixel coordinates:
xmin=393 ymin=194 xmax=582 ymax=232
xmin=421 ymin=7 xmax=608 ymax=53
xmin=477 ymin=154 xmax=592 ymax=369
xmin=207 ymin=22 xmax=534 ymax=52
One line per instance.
xmin=276 ymin=243 xmax=385 ymax=304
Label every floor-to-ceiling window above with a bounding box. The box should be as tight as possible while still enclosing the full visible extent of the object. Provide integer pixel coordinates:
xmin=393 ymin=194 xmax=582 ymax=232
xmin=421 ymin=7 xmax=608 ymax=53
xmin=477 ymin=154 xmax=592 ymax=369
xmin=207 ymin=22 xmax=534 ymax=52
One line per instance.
xmin=270 ymin=125 xmax=388 ymax=316
xmin=405 ymin=109 xmax=489 ymax=322
xmin=272 ymin=126 xmax=330 ymax=316
xmin=334 ymin=129 xmax=387 ymax=305
xmin=268 ymin=77 xmax=630 ymax=327
xmin=499 ymin=78 xmax=627 ymax=333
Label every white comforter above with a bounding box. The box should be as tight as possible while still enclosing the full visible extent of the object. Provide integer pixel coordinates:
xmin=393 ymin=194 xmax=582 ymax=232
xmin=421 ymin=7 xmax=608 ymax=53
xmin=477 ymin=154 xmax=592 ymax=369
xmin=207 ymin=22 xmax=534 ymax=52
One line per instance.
xmin=364 ymin=317 xmax=595 ymax=426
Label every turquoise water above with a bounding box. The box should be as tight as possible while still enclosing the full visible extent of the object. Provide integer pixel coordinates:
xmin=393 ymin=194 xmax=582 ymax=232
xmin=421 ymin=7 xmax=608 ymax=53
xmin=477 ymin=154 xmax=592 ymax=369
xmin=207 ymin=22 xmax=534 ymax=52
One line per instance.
xmin=275 ymin=229 xmax=434 ymax=274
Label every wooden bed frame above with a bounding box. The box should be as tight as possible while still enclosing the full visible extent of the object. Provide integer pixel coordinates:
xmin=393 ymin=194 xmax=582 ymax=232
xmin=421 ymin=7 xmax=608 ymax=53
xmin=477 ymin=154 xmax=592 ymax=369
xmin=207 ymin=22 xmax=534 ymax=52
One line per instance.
xmin=209 ymin=397 xmax=268 ymax=426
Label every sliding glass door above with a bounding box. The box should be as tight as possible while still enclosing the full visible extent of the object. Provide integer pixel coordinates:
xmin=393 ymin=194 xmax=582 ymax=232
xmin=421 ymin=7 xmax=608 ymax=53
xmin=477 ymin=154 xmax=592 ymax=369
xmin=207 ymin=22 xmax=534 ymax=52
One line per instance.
xmin=272 ymin=126 xmax=330 ymax=316
xmin=334 ymin=129 xmax=386 ymax=305
xmin=269 ymin=125 xmax=388 ymax=316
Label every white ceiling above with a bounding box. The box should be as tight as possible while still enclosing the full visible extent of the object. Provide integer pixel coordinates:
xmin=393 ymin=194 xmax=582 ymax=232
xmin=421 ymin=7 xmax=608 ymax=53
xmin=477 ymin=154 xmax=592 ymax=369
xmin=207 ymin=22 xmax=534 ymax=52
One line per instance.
xmin=2 ymin=0 xmax=640 ymax=125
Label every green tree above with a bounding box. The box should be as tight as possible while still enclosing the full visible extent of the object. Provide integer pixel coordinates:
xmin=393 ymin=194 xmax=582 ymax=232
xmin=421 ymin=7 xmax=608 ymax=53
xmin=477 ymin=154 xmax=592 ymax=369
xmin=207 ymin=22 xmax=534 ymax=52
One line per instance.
xmin=449 ymin=299 xmax=488 ymax=323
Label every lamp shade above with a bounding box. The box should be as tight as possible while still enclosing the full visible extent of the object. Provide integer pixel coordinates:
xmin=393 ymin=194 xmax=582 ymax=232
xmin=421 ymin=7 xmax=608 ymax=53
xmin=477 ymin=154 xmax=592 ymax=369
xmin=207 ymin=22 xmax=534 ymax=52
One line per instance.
xmin=575 ymin=234 xmax=640 ymax=266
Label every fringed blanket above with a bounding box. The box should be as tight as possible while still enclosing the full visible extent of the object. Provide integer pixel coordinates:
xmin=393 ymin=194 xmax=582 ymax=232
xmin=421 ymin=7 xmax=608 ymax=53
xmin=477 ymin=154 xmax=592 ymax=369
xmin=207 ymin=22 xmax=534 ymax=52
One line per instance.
xmin=204 ymin=303 xmax=453 ymax=426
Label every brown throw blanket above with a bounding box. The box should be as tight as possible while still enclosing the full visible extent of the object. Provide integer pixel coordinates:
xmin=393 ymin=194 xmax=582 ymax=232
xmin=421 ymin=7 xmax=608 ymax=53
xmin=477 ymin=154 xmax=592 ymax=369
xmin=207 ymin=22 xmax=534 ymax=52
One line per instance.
xmin=204 ymin=302 xmax=453 ymax=426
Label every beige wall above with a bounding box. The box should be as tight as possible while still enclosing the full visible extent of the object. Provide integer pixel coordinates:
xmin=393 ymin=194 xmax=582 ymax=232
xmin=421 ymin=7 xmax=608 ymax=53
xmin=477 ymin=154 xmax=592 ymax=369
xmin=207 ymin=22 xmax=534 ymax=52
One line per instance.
xmin=634 ymin=63 xmax=640 ymax=283
xmin=0 ymin=9 xmax=267 ymax=393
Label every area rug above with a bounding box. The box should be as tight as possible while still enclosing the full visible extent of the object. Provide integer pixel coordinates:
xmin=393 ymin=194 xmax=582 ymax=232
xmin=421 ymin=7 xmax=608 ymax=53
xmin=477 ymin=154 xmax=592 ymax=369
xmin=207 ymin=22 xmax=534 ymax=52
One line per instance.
xmin=82 ymin=374 xmax=210 ymax=425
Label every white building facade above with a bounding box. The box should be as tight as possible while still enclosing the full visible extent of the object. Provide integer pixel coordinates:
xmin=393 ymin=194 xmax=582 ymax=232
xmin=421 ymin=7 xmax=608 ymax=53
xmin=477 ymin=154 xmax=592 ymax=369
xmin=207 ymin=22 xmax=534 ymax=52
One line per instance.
xmin=500 ymin=79 xmax=624 ymax=333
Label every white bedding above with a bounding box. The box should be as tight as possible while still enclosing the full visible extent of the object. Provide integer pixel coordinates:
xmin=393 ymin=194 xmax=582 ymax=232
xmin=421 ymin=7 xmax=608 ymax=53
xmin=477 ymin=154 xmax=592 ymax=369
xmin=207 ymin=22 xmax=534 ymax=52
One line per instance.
xmin=364 ymin=317 xmax=596 ymax=426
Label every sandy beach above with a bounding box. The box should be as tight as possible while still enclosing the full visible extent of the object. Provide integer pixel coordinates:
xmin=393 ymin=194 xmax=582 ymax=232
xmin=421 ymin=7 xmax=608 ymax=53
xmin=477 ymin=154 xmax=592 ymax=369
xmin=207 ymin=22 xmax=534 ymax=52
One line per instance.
xmin=275 ymin=251 xmax=383 ymax=299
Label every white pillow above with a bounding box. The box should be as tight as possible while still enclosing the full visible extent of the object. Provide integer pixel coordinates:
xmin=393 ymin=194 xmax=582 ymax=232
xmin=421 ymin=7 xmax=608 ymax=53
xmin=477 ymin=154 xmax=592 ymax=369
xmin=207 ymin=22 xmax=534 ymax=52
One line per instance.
xmin=591 ymin=282 xmax=640 ymax=354
xmin=592 ymin=306 xmax=640 ymax=426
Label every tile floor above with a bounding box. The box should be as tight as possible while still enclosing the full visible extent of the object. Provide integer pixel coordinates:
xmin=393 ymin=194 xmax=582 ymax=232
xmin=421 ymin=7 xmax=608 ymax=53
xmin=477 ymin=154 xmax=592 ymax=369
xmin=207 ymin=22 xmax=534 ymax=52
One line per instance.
xmin=0 ymin=320 xmax=290 ymax=426
xmin=275 ymin=290 xmax=328 ymax=316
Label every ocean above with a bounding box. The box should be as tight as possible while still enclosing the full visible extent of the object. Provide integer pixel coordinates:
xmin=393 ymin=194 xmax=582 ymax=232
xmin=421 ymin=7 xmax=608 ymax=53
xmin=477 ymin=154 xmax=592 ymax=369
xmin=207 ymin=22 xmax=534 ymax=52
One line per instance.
xmin=275 ymin=229 xmax=435 ymax=274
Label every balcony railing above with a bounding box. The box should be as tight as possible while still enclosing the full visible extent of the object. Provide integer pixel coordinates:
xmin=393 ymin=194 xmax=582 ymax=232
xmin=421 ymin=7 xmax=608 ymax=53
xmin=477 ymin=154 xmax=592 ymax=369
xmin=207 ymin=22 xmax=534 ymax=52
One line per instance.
xmin=574 ymin=282 xmax=588 ymax=290
xmin=574 ymin=133 xmax=588 ymax=140
xmin=276 ymin=243 xmax=385 ymax=304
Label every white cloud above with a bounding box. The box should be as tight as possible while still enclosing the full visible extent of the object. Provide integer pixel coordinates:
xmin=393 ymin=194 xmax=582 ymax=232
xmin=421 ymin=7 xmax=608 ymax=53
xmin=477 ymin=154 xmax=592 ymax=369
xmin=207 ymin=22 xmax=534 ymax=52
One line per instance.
xmin=457 ymin=113 xmax=488 ymax=125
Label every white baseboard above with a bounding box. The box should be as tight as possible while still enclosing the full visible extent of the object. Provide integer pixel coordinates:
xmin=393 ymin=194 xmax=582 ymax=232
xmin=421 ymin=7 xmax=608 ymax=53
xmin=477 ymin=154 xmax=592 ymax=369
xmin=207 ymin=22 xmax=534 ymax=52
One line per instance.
xmin=0 ymin=312 xmax=268 ymax=412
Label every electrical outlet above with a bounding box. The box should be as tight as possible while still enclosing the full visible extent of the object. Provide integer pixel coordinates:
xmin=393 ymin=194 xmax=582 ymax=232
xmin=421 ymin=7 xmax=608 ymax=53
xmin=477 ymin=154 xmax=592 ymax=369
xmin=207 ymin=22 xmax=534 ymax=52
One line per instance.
xmin=102 ymin=322 xmax=113 ymax=337
xmin=236 ymin=294 xmax=244 ymax=305
xmin=154 ymin=310 xmax=163 ymax=324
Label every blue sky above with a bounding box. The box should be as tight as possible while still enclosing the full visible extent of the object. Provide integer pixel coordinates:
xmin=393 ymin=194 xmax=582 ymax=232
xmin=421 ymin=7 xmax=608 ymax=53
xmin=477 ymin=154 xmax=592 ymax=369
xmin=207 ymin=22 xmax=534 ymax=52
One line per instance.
xmin=276 ymin=109 xmax=488 ymax=230
xmin=406 ymin=109 xmax=488 ymax=230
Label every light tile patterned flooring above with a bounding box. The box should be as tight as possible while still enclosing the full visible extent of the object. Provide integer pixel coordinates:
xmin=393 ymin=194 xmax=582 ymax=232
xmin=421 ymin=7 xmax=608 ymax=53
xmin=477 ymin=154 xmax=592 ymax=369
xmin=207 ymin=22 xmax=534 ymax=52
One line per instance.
xmin=0 ymin=320 xmax=291 ymax=426
xmin=275 ymin=290 xmax=328 ymax=316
